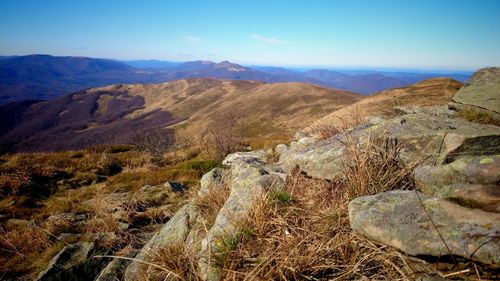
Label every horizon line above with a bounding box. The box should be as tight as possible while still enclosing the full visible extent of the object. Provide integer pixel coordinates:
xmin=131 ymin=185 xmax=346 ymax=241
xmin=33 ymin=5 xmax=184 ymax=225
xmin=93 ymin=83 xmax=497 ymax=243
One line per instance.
xmin=0 ymin=53 xmax=480 ymax=73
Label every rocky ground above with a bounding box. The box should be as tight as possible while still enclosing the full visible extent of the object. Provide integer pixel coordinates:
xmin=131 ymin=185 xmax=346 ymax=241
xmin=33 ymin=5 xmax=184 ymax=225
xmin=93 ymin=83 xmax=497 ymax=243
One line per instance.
xmin=4 ymin=68 xmax=499 ymax=280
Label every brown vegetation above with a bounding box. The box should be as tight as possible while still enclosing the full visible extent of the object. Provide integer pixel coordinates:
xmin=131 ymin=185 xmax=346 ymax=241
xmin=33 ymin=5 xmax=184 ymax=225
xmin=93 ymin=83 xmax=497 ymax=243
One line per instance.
xmin=307 ymin=78 xmax=463 ymax=135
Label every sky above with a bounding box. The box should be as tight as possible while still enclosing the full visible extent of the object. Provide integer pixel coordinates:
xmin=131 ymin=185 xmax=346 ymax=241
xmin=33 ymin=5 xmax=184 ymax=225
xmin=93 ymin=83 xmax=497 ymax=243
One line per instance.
xmin=1 ymin=0 xmax=499 ymax=70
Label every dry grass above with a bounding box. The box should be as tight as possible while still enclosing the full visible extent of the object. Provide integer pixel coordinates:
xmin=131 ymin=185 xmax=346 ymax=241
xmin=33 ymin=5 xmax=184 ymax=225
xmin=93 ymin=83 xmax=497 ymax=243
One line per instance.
xmin=209 ymin=170 xmax=424 ymax=280
xmin=459 ymin=108 xmax=500 ymax=126
xmin=194 ymin=175 xmax=232 ymax=228
xmin=339 ymin=134 xmax=417 ymax=198
xmin=309 ymin=106 xmax=365 ymax=140
xmin=147 ymin=242 xmax=200 ymax=281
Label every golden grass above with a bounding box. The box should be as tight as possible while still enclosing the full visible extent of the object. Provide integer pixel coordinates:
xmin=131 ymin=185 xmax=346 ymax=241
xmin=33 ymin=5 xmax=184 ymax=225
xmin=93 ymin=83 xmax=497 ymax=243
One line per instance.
xmin=459 ymin=108 xmax=500 ymax=126
xmin=309 ymin=106 xmax=365 ymax=140
xmin=194 ymin=174 xmax=232 ymax=228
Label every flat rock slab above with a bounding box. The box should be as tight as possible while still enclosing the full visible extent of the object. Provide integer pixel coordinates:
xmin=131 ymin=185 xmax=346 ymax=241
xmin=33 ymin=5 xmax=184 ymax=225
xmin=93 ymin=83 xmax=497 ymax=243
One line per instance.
xmin=349 ymin=190 xmax=500 ymax=266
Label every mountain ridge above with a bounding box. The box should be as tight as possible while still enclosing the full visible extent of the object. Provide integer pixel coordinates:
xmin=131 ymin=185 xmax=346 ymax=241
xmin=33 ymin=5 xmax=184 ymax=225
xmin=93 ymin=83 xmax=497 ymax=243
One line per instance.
xmin=0 ymin=55 xmax=471 ymax=105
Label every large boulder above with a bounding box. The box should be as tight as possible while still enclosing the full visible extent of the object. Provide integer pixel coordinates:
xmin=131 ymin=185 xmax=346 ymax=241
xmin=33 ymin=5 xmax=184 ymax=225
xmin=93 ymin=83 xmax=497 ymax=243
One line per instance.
xmin=279 ymin=112 xmax=500 ymax=181
xmin=450 ymin=67 xmax=500 ymax=121
xmin=349 ymin=190 xmax=500 ymax=266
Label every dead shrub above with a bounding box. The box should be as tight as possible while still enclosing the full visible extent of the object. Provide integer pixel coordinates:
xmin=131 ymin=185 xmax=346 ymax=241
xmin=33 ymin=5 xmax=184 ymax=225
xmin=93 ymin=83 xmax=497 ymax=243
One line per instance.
xmin=201 ymin=113 xmax=244 ymax=162
xmin=132 ymin=128 xmax=176 ymax=162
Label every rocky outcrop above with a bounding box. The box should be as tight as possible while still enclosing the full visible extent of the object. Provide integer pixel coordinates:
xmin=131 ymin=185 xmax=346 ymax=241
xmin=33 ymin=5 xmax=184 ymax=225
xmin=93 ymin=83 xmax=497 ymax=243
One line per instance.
xmin=349 ymin=191 xmax=500 ymax=265
xmin=449 ymin=67 xmax=500 ymax=121
xmin=279 ymin=109 xmax=500 ymax=180
xmin=123 ymin=150 xmax=285 ymax=280
xmin=199 ymin=151 xmax=285 ymax=280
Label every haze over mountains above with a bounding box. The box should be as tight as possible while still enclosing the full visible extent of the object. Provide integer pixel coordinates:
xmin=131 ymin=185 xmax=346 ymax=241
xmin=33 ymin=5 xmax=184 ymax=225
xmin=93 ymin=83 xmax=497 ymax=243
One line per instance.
xmin=0 ymin=54 xmax=471 ymax=105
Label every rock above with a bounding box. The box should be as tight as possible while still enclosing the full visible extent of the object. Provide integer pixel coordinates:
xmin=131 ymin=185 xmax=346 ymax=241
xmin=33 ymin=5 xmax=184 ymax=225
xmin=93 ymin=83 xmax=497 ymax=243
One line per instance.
xmin=450 ymin=67 xmax=500 ymax=121
xmin=279 ymin=112 xmax=500 ymax=181
xmin=198 ymin=167 xmax=228 ymax=197
xmin=222 ymin=150 xmax=268 ymax=166
xmin=164 ymin=181 xmax=187 ymax=192
xmin=349 ymin=190 xmax=500 ymax=266
xmin=5 ymin=219 xmax=35 ymax=230
xmin=35 ymin=241 xmax=106 ymax=281
xmin=95 ymin=249 xmax=138 ymax=281
xmin=198 ymin=151 xmax=281 ymax=280
xmin=124 ymin=203 xmax=200 ymax=280
xmin=414 ymin=155 xmax=500 ymax=212
xmin=275 ymin=143 xmax=289 ymax=156
xmin=414 ymin=155 xmax=500 ymax=194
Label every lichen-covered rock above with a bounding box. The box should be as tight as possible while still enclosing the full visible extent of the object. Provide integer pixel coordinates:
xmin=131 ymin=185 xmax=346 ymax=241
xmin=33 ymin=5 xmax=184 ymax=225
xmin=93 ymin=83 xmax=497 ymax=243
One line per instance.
xmin=198 ymin=167 xmax=228 ymax=198
xmin=414 ymin=155 xmax=500 ymax=194
xmin=450 ymin=67 xmax=500 ymax=121
xmin=124 ymin=203 xmax=200 ymax=280
xmin=349 ymin=191 xmax=500 ymax=266
xmin=414 ymin=155 xmax=500 ymax=212
xmin=279 ymin=112 xmax=500 ymax=180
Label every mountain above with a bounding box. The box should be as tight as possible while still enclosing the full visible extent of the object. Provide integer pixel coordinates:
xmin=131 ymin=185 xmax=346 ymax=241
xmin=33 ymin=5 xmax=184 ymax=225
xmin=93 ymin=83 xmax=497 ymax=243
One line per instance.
xmin=121 ymin=59 xmax=181 ymax=69
xmin=0 ymin=55 xmax=471 ymax=105
xmin=0 ymin=54 xmax=170 ymax=105
xmin=0 ymin=78 xmax=361 ymax=152
xmin=306 ymin=77 xmax=463 ymax=132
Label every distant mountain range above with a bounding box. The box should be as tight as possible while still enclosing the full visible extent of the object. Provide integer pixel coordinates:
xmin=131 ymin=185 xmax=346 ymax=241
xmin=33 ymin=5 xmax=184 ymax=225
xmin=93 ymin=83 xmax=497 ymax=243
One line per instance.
xmin=0 ymin=54 xmax=472 ymax=105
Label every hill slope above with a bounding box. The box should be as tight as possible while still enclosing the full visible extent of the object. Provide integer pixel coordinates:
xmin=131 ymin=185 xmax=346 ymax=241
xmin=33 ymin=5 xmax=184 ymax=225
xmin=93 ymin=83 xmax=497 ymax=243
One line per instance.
xmin=0 ymin=78 xmax=361 ymax=152
xmin=306 ymin=77 xmax=463 ymax=132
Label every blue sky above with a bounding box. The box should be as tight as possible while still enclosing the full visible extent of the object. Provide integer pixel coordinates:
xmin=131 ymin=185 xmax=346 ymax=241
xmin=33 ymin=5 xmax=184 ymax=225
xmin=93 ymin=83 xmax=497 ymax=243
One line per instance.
xmin=1 ymin=0 xmax=499 ymax=70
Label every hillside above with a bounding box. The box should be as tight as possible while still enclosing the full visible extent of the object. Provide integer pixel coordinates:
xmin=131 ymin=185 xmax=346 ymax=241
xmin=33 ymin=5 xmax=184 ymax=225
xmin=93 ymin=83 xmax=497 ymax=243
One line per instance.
xmin=306 ymin=77 xmax=463 ymax=133
xmin=0 ymin=78 xmax=361 ymax=152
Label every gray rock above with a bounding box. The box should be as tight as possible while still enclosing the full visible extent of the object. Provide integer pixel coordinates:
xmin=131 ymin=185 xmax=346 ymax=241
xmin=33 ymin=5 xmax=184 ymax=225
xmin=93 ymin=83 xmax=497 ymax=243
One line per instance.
xmin=414 ymin=155 xmax=500 ymax=212
xmin=35 ymin=242 xmax=103 ymax=281
xmin=199 ymin=151 xmax=280 ymax=280
xmin=349 ymin=190 xmax=500 ymax=266
xmin=450 ymin=67 xmax=500 ymax=120
xmin=95 ymin=250 xmax=138 ymax=281
xmin=198 ymin=167 xmax=228 ymax=198
xmin=279 ymin=112 xmax=500 ymax=181
xmin=415 ymin=155 xmax=500 ymax=193
xmin=124 ymin=203 xmax=200 ymax=280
